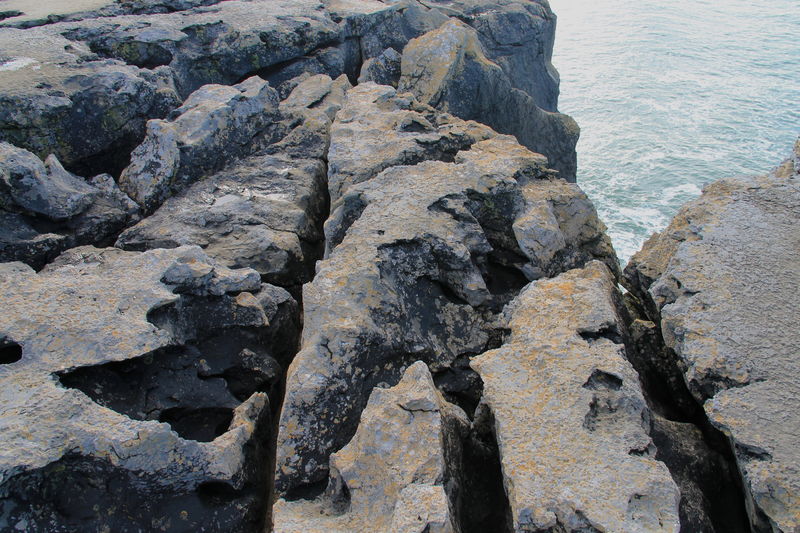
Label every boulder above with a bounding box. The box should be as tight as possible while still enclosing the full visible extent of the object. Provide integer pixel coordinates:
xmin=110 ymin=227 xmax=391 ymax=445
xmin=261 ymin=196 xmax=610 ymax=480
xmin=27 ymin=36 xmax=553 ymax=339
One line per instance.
xmin=623 ymin=141 xmax=800 ymax=533
xmin=398 ymin=19 xmax=579 ymax=180
xmin=274 ymin=86 xmax=618 ymax=495
xmin=471 ymin=261 xmax=680 ymax=532
xmin=0 ymin=245 xmax=299 ymax=532
xmin=272 ymin=362 xmax=467 ymax=533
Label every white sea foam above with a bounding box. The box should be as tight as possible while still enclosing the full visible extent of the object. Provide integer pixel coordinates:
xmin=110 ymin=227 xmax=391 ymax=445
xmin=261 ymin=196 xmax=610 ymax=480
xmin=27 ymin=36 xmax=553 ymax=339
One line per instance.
xmin=0 ymin=57 xmax=38 ymax=72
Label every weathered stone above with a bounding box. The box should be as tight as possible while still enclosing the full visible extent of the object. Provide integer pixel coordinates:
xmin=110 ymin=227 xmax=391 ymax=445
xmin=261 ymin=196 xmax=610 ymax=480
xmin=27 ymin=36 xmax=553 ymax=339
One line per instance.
xmin=117 ymin=153 xmax=327 ymax=286
xmin=116 ymin=76 xmax=341 ymax=286
xmin=357 ymin=47 xmax=402 ymax=87
xmin=398 ymin=19 xmax=579 ymax=180
xmin=274 ymin=88 xmax=618 ymax=494
xmin=0 ymin=245 xmax=299 ymax=532
xmin=0 ymin=142 xmax=97 ymax=220
xmin=472 ymin=261 xmax=680 ymax=532
xmin=0 ymin=28 xmax=179 ymax=174
xmin=118 ymin=76 xmax=283 ymax=212
xmin=623 ymin=141 xmax=800 ymax=532
xmin=0 ymin=144 xmax=140 ymax=268
xmin=272 ymin=361 xmax=466 ymax=533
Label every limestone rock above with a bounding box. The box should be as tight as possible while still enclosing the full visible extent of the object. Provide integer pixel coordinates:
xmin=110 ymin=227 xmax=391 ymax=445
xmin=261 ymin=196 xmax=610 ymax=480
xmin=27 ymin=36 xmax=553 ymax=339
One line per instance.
xmin=272 ymin=362 xmax=466 ymax=533
xmin=357 ymin=47 xmax=402 ymax=87
xmin=0 ymin=245 xmax=299 ymax=532
xmin=117 ymin=153 xmax=327 ymax=286
xmin=118 ymin=76 xmax=283 ymax=212
xmin=472 ymin=261 xmax=680 ymax=532
xmin=0 ymin=142 xmax=97 ymax=220
xmin=0 ymin=144 xmax=139 ymax=268
xmin=117 ymin=76 xmax=343 ymax=286
xmin=274 ymin=88 xmax=618 ymax=494
xmin=0 ymin=28 xmax=179 ymax=174
xmin=398 ymin=19 xmax=579 ymax=180
xmin=622 ymin=143 xmax=800 ymax=533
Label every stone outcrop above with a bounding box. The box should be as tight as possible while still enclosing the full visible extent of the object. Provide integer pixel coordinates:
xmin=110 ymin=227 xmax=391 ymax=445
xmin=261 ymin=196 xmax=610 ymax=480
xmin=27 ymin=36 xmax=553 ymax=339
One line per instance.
xmin=0 ymin=143 xmax=139 ymax=268
xmin=0 ymin=245 xmax=299 ymax=532
xmin=623 ymin=140 xmax=800 ymax=533
xmin=398 ymin=19 xmax=579 ymax=180
xmin=1 ymin=0 xmax=571 ymax=180
xmin=118 ymin=76 xmax=285 ymax=212
xmin=272 ymin=362 xmax=467 ymax=533
xmin=472 ymin=261 xmax=680 ymax=532
xmin=116 ymin=74 xmax=347 ymax=286
xmin=4 ymin=1 xmax=791 ymax=532
xmin=274 ymin=83 xmax=617 ymax=496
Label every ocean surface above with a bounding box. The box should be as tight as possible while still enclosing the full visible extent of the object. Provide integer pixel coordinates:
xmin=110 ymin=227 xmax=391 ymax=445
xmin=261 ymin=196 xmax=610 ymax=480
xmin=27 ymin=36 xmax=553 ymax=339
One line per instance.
xmin=551 ymin=0 xmax=800 ymax=261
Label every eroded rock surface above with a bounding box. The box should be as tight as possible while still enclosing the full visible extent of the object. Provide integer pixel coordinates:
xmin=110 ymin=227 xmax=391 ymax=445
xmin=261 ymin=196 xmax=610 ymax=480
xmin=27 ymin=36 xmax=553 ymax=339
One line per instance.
xmin=623 ymin=141 xmax=800 ymax=532
xmin=0 ymin=245 xmax=299 ymax=532
xmin=274 ymin=84 xmax=617 ymax=496
xmin=0 ymin=143 xmax=139 ymax=268
xmin=398 ymin=19 xmax=579 ymax=180
xmin=472 ymin=261 xmax=680 ymax=532
xmin=273 ymin=362 xmax=466 ymax=533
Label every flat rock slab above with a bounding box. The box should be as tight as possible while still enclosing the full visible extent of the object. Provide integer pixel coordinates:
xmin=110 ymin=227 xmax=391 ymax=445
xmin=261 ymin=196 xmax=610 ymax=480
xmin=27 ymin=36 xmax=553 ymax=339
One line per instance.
xmin=472 ymin=261 xmax=680 ymax=532
xmin=624 ymin=142 xmax=800 ymax=532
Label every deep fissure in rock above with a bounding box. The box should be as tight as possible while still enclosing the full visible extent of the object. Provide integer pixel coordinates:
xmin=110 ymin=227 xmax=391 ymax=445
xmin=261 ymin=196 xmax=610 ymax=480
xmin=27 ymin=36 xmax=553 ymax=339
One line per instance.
xmin=620 ymin=295 xmax=759 ymax=533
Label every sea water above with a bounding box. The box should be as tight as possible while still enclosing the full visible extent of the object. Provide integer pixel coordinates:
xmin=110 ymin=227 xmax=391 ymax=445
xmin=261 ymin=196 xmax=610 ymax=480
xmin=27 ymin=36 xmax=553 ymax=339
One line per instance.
xmin=551 ymin=0 xmax=800 ymax=261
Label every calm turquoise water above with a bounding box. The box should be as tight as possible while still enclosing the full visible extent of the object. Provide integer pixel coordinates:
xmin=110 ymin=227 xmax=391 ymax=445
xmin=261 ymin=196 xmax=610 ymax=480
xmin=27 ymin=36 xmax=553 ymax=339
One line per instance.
xmin=551 ymin=0 xmax=800 ymax=261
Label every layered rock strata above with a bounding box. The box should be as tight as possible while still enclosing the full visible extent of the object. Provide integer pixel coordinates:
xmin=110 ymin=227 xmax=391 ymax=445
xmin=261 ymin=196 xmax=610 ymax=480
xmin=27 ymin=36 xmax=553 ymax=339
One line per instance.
xmin=623 ymin=141 xmax=800 ymax=533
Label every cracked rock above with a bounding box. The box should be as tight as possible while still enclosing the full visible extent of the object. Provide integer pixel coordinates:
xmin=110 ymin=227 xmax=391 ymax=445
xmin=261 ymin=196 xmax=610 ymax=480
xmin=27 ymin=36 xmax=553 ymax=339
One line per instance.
xmin=622 ymin=140 xmax=800 ymax=533
xmin=472 ymin=261 xmax=680 ymax=532
xmin=0 ymin=245 xmax=299 ymax=532
xmin=398 ymin=19 xmax=579 ymax=180
xmin=273 ymin=361 xmax=467 ymax=533
xmin=274 ymin=87 xmax=618 ymax=495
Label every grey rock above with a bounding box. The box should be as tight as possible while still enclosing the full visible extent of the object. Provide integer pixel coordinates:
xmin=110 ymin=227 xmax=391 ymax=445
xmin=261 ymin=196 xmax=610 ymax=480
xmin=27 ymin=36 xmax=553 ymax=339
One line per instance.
xmin=0 ymin=245 xmax=299 ymax=532
xmin=357 ymin=47 xmax=402 ymax=87
xmin=398 ymin=19 xmax=579 ymax=180
xmin=0 ymin=144 xmax=140 ymax=268
xmin=0 ymin=141 xmax=97 ymax=220
xmin=117 ymin=152 xmax=327 ymax=286
xmin=623 ymin=141 xmax=800 ymax=532
xmin=117 ymin=76 xmax=342 ymax=286
xmin=273 ymin=362 xmax=466 ymax=533
xmin=0 ymin=28 xmax=180 ymax=173
xmin=471 ymin=261 xmax=680 ymax=532
xmin=118 ymin=76 xmax=283 ymax=212
xmin=274 ymin=88 xmax=618 ymax=494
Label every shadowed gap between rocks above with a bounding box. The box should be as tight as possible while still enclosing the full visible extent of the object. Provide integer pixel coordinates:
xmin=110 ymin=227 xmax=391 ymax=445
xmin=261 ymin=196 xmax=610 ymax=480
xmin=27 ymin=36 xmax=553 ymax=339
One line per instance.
xmin=620 ymin=294 xmax=761 ymax=533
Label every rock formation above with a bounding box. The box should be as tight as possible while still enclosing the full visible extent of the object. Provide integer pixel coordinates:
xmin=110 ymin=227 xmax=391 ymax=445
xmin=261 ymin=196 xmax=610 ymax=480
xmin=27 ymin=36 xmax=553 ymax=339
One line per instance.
xmin=0 ymin=1 xmax=796 ymax=532
xmin=623 ymin=140 xmax=800 ymax=533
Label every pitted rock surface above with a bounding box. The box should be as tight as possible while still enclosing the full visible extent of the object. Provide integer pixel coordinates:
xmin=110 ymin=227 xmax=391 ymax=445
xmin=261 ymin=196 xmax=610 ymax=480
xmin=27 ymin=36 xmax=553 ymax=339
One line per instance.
xmin=623 ymin=141 xmax=800 ymax=532
xmin=0 ymin=245 xmax=297 ymax=532
xmin=472 ymin=261 xmax=680 ymax=532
